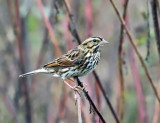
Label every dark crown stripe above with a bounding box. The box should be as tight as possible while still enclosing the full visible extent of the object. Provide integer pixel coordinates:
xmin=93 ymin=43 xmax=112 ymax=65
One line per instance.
xmin=91 ymin=36 xmax=102 ymax=41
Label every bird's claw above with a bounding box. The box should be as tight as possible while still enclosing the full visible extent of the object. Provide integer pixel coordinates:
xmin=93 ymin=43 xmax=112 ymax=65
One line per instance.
xmin=72 ymin=82 xmax=87 ymax=95
xmin=72 ymin=86 xmax=81 ymax=96
xmin=78 ymin=82 xmax=87 ymax=90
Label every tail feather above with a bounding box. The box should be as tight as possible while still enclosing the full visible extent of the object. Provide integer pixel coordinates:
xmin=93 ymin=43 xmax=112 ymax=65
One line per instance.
xmin=19 ymin=68 xmax=49 ymax=78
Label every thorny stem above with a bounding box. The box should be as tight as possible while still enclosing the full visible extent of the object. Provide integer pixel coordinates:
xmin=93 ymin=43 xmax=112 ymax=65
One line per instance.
xmin=63 ymin=0 xmax=119 ymax=122
xmin=75 ymin=77 xmax=106 ymax=123
xmin=93 ymin=71 xmax=120 ymax=123
xmin=108 ymin=0 xmax=160 ymax=103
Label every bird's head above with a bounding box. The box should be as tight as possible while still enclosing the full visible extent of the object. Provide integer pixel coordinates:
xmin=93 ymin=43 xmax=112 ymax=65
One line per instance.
xmin=80 ymin=36 xmax=109 ymax=53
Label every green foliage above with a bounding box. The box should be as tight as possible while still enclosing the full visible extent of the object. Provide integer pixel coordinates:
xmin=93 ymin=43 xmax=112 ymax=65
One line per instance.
xmin=27 ymin=14 xmax=39 ymax=32
xmin=137 ymin=36 xmax=147 ymax=45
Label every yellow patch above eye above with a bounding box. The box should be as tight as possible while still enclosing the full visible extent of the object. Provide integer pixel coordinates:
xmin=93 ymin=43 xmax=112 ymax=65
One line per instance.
xmin=88 ymin=43 xmax=93 ymax=47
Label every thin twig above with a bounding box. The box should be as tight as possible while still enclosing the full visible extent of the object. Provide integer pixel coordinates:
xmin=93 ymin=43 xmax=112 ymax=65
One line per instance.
xmin=84 ymin=0 xmax=102 ymax=120
xmin=80 ymin=101 xmax=92 ymax=123
xmin=63 ymin=0 xmax=119 ymax=122
xmin=74 ymin=78 xmax=82 ymax=123
xmin=14 ymin=0 xmax=32 ymax=123
xmin=155 ymin=0 xmax=160 ymax=15
xmin=151 ymin=0 xmax=160 ymax=122
xmin=77 ymin=93 xmax=82 ymax=123
xmin=32 ymin=0 xmax=55 ymax=91
xmin=108 ymin=0 xmax=160 ymax=103
xmin=118 ymin=0 xmax=129 ymax=122
xmin=145 ymin=2 xmax=151 ymax=61
xmin=75 ymin=77 xmax=106 ymax=123
xmin=92 ymin=71 xmax=120 ymax=123
xmin=151 ymin=0 xmax=160 ymax=59
xmin=36 ymin=0 xmax=61 ymax=57
xmin=63 ymin=0 xmax=81 ymax=44
xmin=35 ymin=0 xmax=56 ymax=69
xmin=153 ymin=68 xmax=160 ymax=123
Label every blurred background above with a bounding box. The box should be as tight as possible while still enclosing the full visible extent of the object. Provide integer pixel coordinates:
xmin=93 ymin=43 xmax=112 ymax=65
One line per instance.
xmin=0 ymin=0 xmax=160 ymax=123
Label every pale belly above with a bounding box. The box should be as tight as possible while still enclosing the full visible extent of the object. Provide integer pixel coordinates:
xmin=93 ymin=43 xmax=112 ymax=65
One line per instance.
xmin=60 ymin=52 xmax=100 ymax=80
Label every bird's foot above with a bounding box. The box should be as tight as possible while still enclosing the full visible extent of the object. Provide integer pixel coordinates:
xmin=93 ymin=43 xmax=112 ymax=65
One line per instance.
xmin=72 ymin=86 xmax=81 ymax=96
xmin=64 ymin=80 xmax=87 ymax=96
xmin=77 ymin=82 xmax=87 ymax=90
xmin=72 ymin=82 xmax=87 ymax=95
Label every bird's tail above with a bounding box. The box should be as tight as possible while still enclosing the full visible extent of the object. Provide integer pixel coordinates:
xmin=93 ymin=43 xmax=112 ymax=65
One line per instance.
xmin=19 ymin=68 xmax=49 ymax=78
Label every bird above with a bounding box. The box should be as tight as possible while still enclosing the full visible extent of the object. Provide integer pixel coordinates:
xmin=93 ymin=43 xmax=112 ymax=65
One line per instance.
xmin=19 ymin=36 xmax=108 ymax=90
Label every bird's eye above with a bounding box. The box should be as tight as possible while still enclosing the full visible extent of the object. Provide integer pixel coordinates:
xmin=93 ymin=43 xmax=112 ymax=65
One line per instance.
xmin=93 ymin=39 xmax=97 ymax=42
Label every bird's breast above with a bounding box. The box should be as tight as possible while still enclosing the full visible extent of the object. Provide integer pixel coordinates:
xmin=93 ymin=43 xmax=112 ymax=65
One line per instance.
xmin=78 ymin=52 xmax=100 ymax=74
xmin=60 ymin=52 xmax=100 ymax=80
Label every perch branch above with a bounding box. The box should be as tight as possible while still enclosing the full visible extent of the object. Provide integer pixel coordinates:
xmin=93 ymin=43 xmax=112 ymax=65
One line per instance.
xmin=75 ymin=77 xmax=106 ymax=123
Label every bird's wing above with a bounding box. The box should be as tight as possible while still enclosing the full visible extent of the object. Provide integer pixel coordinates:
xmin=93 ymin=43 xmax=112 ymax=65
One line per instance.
xmin=43 ymin=48 xmax=85 ymax=68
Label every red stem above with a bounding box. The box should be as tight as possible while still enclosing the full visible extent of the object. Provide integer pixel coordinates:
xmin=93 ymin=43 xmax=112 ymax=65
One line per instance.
xmin=129 ymin=47 xmax=148 ymax=123
xmin=117 ymin=0 xmax=129 ymax=122
xmin=36 ymin=0 xmax=61 ymax=57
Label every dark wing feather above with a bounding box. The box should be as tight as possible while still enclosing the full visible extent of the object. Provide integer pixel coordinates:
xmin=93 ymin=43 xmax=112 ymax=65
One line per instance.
xmin=43 ymin=48 xmax=85 ymax=68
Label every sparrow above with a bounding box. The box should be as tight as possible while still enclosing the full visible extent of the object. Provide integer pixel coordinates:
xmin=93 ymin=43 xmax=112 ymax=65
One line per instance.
xmin=19 ymin=36 xmax=108 ymax=89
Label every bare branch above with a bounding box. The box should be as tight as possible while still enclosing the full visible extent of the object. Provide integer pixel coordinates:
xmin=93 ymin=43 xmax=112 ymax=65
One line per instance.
xmin=151 ymin=0 xmax=160 ymax=59
xmin=108 ymin=0 xmax=160 ymax=103
xmin=118 ymin=0 xmax=129 ymax=122
xmin=74 ymin=77 xmax=106 ymax=123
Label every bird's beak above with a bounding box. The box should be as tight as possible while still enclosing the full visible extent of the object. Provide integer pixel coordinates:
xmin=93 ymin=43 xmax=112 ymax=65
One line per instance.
xmin=100 ymin=39 xmax=109 ymax=45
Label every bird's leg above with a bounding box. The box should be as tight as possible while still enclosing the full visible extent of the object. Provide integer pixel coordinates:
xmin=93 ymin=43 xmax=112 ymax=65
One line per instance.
xmin=66 ymin=78 xmax=87 ymax=89
xmin=66 ymin=78 xmax=74 ymax=82
xmin=64 ymin=80 xmax=81 ymax=95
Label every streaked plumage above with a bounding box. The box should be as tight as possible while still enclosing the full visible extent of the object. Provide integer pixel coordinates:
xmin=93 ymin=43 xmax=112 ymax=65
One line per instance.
xmin=19 ymin=37 xmax=108 ymax=80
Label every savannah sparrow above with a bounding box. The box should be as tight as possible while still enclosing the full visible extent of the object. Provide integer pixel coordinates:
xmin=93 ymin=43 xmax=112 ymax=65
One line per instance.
xmin=19 ymin=37 xmax=108 ymax=89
